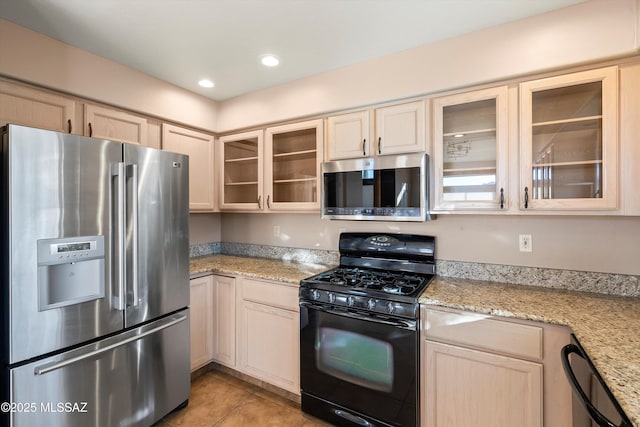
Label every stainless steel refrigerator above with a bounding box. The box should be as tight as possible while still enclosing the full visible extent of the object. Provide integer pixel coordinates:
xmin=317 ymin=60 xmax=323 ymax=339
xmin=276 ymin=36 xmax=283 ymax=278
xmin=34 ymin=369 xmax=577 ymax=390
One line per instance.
xmin=1 ymin=124 xmax=191 ymax=427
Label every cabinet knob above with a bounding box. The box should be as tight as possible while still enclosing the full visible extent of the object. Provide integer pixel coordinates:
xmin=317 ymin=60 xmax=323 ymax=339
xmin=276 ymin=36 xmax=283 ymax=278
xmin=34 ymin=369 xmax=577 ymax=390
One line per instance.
xmin=266 ymin=195 xmax=271 ymax=209
xmin=377 ymin=137 xmax=382 ymax=155
xmin=524 ymin=187 xmax=529 ymax=209
xmin=500 ymin=188 xmax=505 ymax=209
xmin=257 ymin=195 xmax=262 ymax=209
xmin=88 ymin=122 xmax=93 ymax=137
xmin=362 ymin=138 xmax=366 ymax=156
xmin=67 ymin=119 xmax=72 ymax=134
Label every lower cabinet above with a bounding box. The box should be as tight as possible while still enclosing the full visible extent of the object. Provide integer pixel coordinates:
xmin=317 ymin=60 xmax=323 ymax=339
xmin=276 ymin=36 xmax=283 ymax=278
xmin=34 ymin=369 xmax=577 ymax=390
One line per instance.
xmin=237 ymin=277 xmax=300 ymax=395
xmin=189 ymin=274 xmax=299 ymax=395
xmin=189 ymin=274 xmax=236 ymax=371
xmin=421 ymin=306 xmax=572 ymax=427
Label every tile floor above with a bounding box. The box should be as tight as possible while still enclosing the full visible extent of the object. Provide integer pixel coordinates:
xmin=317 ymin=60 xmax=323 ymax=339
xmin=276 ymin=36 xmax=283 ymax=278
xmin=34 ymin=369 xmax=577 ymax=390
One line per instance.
xmin=157 ymin=369 xmax=333 ymax=427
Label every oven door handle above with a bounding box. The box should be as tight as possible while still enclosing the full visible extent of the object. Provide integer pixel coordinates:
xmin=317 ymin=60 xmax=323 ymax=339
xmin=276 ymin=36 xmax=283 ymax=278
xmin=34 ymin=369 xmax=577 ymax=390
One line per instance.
xmin=300 ymin=302 xmax=416 ymax=330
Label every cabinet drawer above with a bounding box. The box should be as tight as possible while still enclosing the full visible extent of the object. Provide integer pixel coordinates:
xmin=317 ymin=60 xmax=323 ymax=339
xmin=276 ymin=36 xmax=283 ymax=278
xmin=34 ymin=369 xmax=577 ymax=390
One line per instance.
xmin=240 ymin=278 xmax=299 ymax=311
xmin=425 ymin=308 xmax=543 ymax=360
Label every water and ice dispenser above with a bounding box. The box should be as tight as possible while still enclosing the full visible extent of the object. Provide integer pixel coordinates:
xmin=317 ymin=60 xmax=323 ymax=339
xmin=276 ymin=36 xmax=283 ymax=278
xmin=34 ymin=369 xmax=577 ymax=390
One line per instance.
xmin=37 ymin=236 xmax=105 ymax=311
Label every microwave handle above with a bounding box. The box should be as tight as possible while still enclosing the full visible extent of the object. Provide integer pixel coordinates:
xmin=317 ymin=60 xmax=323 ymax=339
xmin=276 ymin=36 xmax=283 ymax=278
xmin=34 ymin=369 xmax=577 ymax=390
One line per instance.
xmin=561 ymin=344 xmax=629 ymax=427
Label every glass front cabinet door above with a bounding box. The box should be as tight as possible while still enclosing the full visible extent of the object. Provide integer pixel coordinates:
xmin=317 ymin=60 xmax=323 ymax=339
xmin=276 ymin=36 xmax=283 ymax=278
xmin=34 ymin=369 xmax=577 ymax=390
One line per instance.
xmin=432 ymin=86 xmax=509 ymax=212
xmin=264 ymin=119 xmax=323 ymax=211
xmin=218 ymin=130 xmax=264 ymax=211
xmin=519 ymin=66 xmax=618 ymax=211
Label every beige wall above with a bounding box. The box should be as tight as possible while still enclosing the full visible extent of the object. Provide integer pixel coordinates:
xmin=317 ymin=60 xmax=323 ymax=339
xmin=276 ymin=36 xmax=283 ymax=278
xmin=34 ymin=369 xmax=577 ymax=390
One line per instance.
xmin=189 ymin=214 xmax=221 ymax=245
xmin=220 ymin=213 xmax=640 ymax=276
xmin=0 ymin=19 xmax=218 ymax=132
xmin=217 ymin=0 xmax=639 ymax=132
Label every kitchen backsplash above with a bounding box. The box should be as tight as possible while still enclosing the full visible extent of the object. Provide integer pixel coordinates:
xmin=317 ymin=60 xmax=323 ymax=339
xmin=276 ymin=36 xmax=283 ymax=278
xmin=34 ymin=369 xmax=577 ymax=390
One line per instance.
xmin=189 ymin=242 xmax=640 ymax=298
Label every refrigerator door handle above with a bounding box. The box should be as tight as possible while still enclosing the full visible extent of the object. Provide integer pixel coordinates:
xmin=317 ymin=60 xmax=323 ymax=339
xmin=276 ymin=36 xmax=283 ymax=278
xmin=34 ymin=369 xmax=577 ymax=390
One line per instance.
xmin=33 ymin=313 xmax=187 ymax=376
xmin=111 ymin=162 xmax=126 ymax=311
xmin=127 ymin=163 xmax=140 ymax=307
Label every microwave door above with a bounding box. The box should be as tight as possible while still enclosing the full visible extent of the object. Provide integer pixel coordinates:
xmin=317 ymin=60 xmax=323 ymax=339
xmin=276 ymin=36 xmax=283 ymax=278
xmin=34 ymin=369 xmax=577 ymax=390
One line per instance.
xmin=4 ymin=125 xmax=124 ymax=364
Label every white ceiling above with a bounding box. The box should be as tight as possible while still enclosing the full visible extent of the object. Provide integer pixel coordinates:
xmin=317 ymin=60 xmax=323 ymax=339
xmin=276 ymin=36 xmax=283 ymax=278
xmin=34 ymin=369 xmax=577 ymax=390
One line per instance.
xmin=1 ymin=0 xmax=585 ymax=101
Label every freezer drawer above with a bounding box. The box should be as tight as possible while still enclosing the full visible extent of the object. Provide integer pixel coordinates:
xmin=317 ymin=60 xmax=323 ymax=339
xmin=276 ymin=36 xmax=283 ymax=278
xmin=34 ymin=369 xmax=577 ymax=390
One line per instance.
xmin=6 ymin=310 xmax=190 ymax=427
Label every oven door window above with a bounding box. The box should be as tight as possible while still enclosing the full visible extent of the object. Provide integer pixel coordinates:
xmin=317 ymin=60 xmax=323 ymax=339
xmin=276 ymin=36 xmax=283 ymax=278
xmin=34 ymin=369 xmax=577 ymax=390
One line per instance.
xmin=317 ymin=327 xmax=393 ymax=393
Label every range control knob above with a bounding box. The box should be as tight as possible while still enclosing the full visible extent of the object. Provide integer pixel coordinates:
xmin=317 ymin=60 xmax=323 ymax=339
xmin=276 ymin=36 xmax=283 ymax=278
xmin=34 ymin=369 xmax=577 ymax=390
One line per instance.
xmin=367 ymin=299 xmax=376 ymax=310
xmin=311 ymin=289 xmax=320 ymax=301
xmin=328 ymin=293 xmax=336 ymax=304
xmin=387 ymin=302 xmax=396 ymax=314
xmin=347 ymin=296 xmax=356 ymax=307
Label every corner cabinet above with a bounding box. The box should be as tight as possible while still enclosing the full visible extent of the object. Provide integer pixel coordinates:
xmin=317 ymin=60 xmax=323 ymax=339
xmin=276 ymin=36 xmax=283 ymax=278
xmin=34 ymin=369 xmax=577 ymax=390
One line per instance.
xmin=162 ymin=123 xmax=216 ymax=212
xmin=519 ymin=66 xmax=619 ymax=211
xmin=218 ymin=130 xmax=264 ymax=211
xmin=264 ymin=119 xmax=323 ymax=211
xmin=432 ymin=86 xmax=509 ymax=212
xmin=189 ymin=275 xmax=213 ymax=371
xmin=325 ymin=100 xmax=426 ymax=160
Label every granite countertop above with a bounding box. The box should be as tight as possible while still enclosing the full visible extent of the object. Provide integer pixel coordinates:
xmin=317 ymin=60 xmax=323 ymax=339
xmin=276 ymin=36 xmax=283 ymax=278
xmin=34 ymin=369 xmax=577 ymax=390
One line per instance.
xmin=420 ymin=276 xmax=640 ymax=427
xmin=190 ymin=254 xmax=639 ymax=425
xmin=190 ymin=254 xmax=332 ymax=285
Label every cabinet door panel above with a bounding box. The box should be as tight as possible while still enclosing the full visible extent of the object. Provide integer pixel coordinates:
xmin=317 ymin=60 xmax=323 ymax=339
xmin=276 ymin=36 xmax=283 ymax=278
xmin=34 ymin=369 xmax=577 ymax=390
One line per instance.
xmin=190 ymin=276 xmax=213 ymax=371
xmin=519 ymin=66 xmax=618 ymax=211
xmin=162 ymin=123 xmax=215 ymax=211
xmin=85 ymin=104 xmax=148 ymax=145
xmin=375 ymin=100 xmax=426 ymax=155
xmin=211 ymin=275 xmax=236 ymax=367
xmin=326 ymin=110 xmax=370 ymax=160
xmin=238 ymin=301 xmax=299 ymax=394
xmin=0 ymin=80 xmax=76 ymax=133
xmin=219 ymin=130 xmax=264 ymax=211
xmin=424 ymin=341 xmax=542 ymax=427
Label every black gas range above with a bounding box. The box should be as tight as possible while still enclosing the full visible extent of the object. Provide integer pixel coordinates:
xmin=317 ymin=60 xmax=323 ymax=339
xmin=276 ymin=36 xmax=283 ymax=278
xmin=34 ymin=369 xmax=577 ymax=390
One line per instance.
xmin=299 ymin=232 xmax=435 ymax=427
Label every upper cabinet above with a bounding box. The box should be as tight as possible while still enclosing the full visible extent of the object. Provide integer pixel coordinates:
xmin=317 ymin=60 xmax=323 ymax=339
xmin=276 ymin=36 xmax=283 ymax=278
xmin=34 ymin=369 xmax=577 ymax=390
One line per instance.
xmin=84 ymin=104 xmax=148 ymax=146
xmin=218 ymin=130 xmax=264 ymax=211
xmin=518 ymin=66 xmax=618 ymax=211
xmin=432 ymin=86 xmax=509 ymax=212
xmin=0 ymin=80 xmax=77 ymax=134
xmin=265 ymin=119 xmax=323 ymax=211
xmin=162 ymin=123 xmax=216 ymax=212
xmin=326 ymin=100 xmax=426 ymax=160
xmin=219 ymin=119 xmax=323 ymax=212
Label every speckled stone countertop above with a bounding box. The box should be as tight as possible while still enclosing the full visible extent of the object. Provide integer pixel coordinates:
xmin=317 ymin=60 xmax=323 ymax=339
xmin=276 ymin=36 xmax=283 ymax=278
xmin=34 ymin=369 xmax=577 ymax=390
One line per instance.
xmin=420 ymin=276 xmax=640 ymax=426
xmin=190 ymin=254 xmax=332 ymax=284
xmin=190 ymin=254 xmax=639 ymax=425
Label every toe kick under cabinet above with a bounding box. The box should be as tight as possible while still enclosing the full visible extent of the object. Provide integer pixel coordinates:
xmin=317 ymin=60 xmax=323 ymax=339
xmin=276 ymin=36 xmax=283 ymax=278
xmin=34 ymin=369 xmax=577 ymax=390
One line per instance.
xmin=421 ymin=306 xmax=573 ymax=427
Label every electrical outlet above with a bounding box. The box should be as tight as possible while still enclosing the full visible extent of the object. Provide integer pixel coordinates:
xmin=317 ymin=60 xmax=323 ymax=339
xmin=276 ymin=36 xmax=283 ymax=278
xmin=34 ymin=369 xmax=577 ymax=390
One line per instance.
xmin=519 ymin=234 xmax=532 ymax=252
xmin=273 ymin=225 xmax=280 ymax=237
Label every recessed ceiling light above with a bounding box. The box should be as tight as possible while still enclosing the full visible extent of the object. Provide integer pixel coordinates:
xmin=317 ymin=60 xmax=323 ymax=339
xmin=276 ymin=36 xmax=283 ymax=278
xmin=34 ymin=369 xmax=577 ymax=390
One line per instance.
xmin=198 ymin=79 xmax=214 ymax=88
xmin=260 ymin=54 xmax=280 ymax=67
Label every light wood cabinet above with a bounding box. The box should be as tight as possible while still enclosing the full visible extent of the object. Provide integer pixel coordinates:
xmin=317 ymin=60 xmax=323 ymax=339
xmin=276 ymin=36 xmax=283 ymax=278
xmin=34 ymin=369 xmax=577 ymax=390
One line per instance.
xmin=189 ymin=274 xmax=236 ymax=371
xmin=218 ymin=130 xmax=264 ymax=210
xmin=422 ymin=307 xmax=573 ymax=427
xmin=237 ymin=278 xmax=300 ymax=394
xmin=432 ymin=86 xmax=509 ymax=212
xmin=162 ymin=123 xmax=216 ymax=212
xmin=518 ymin=66 xmax=618 ymax=211
xmin=326 ymin=110 xmax=370 ymax=160
xmin=264 ymin=119 xmax=323 ymax=211
xmin=211 ymin=274 xmax=236 ymax=368
xmin=375 ymin=100 xmax=426 ymax=155
xmin=189 ymin=275 xmax=213 ymax=371
xmin=84 ymin=104 xmax=148 ymax=145
xmin=424 ymin=341 xmax=542 ymax=427
xmin=325 ymin=100 xmax=425 ymax=160
xmin=0 ymin=80 xmax=77 ymax=134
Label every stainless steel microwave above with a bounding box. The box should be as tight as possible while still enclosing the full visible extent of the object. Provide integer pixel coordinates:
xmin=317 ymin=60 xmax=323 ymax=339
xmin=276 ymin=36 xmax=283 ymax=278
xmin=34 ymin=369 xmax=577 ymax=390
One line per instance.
xmin=321 ymin=153 xmax=431 ymax=221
